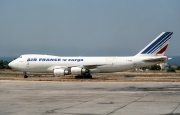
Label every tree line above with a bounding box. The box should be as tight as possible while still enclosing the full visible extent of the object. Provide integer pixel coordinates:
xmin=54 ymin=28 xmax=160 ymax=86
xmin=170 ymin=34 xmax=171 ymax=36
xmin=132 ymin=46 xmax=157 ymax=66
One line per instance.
xmin=0 ymin=60 xmax=11 ymax=69
xmin=141 ymin=64 xmax=180 ymax=72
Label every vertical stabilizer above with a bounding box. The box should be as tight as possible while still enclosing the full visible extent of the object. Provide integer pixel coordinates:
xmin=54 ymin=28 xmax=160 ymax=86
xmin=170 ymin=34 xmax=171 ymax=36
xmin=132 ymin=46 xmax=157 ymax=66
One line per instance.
xmin=136 ymin=32 xmax=173 ymax=56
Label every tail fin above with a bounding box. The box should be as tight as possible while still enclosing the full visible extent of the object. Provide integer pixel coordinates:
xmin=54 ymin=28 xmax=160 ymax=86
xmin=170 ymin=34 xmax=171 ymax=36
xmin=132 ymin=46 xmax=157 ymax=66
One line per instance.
xmin=136 ymin=32 xmax=173 ymax=56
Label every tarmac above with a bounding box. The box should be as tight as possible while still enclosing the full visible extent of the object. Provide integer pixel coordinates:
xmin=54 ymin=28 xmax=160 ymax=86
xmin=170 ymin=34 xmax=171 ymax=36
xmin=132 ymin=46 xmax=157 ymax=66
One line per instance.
xmin=0 ymin=81 xmax=180 ymax=115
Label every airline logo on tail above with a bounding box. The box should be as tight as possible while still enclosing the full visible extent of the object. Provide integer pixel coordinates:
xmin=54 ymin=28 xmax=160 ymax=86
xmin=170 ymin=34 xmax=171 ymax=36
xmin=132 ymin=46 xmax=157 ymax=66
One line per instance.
xmin=137 ymin=32 xmax=173 ymax=56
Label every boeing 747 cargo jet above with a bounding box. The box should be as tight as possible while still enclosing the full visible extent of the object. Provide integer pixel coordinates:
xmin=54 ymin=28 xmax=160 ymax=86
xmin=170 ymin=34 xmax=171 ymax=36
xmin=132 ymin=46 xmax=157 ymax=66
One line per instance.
xmin=9 ymin=32 xmax=173 ymax=78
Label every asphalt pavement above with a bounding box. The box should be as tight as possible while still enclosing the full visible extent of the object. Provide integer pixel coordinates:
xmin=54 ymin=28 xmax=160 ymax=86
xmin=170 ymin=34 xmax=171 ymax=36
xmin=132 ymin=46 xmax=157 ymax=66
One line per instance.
xmin=0 ymin=81 xmax=180 ymax=115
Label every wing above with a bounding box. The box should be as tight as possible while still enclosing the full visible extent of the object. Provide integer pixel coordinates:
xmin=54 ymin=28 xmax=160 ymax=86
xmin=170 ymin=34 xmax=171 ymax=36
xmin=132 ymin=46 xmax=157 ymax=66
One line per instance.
xmin=47 ymin=64 xmax=105 ymax=71
xmin=79 ymin=64 xmax=105 ymax=69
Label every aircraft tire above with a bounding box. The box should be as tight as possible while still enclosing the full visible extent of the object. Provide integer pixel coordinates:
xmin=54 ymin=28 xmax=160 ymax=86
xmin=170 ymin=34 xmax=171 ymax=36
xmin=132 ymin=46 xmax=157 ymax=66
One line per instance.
xmin=88 ymin=75 xmax=92 ymax=79
xmin=75 ymin=75 xmax=92 ymax=79
xmin=24 ymin=75 xmax=28 ymax=78
xmin=84 ymin=75 xmax=92 ymax=79
xmin=75 ymin=75 xmax=84 ymax=79
xmin=23 ymin=72 xmax=28 ymax=78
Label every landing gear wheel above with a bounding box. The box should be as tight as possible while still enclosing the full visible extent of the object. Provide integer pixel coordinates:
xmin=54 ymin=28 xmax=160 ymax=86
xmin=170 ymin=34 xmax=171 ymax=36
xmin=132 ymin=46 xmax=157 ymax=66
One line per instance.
xmin=84 ymin=75 xmax=92 ymax=79
xmin=24 ymin=75 xmax=28 ymax=78
xmin=84 ymin=73 xmax=92 ymax=79
xmin=75 ymin=74 xmax=92 ymax=79
xmin=23 ymin=72 xmax=28 ymax=78
xmin=75 ymin=75 xmax=84 ymax=79
xmin=88 ymin=75 xmax=92 ymax=79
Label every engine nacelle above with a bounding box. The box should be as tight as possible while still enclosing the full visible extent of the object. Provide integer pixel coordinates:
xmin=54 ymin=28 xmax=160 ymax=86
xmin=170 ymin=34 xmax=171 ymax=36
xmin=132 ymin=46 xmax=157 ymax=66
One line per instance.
xmin=54 ymin=69 xmax=69 ymax=77
xmin=71 ymin=67 xmax=88 ymax=75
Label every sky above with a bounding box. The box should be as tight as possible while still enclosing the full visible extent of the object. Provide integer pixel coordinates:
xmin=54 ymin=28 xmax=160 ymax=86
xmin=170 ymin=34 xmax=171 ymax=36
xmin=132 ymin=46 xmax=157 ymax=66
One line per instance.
xmin=0 ymin=0 xmax=180 ymax=57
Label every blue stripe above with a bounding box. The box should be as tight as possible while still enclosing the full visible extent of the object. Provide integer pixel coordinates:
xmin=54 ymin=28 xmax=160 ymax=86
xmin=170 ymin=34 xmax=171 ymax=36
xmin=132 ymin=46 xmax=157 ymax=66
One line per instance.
xmin=147 ymin=32 xmax=172 ymax=54
xmin=141 ymin=32 xmax=172 ymax=54
xmin=151 ymin=36 xmax=171 ymax=54
xmin=142 ymin=32 xmax=171 ymax=54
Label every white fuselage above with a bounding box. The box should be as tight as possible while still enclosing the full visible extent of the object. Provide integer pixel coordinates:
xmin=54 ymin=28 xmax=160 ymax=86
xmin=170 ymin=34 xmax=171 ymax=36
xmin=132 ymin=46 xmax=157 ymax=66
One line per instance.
xmin=9 ymin=54 xmax=164 ymax=73
xmin=8 ymin=32 xmax=172 ymax=77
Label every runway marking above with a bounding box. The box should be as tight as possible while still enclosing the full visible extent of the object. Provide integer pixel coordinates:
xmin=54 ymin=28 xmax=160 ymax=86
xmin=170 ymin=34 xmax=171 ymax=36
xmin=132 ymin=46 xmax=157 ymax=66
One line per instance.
xmin=170 ymin=103 xmax=180 ymax=115
xmin=0 ymin=83 xmax=84 ymax=114
xmin=107 ymin=93 xmax=150 ymax=115
xmin=43 ymin=93 xmax=110 ymax=115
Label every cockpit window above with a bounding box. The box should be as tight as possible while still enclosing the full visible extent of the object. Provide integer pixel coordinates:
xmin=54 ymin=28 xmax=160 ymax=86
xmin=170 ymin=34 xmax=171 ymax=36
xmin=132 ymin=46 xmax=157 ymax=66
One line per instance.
xmin=19 ymin=56 xmax=22 ymax=58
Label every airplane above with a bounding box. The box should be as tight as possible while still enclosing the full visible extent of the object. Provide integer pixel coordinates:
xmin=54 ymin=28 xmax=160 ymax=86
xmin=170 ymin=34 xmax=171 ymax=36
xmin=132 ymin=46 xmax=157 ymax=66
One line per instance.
xmin=8 ymin=32 xmax=173 ymax=78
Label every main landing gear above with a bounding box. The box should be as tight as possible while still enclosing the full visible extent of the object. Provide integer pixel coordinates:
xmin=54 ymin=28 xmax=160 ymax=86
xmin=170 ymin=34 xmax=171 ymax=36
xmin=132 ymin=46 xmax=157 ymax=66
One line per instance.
xmin=75 ymin=74 xmax=92 ymax=79
xmin=23 ymin=72 xmax=28 ymax=78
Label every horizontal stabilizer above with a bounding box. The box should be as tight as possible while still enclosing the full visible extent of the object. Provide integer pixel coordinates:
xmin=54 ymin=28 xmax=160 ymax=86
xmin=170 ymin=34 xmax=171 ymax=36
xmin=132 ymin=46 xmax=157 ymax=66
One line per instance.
xmin=143 ymin=57 xmax=167 ymax=63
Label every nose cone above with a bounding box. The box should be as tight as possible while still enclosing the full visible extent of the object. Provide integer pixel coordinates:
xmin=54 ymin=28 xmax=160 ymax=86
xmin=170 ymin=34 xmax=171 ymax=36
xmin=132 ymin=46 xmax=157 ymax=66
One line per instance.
xmin=8 ymin=61 xmax=18 ymax=69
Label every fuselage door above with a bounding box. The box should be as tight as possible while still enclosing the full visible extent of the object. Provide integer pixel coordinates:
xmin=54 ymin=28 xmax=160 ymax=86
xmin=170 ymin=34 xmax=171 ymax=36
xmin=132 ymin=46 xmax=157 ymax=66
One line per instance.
xmin=26 ymin=62 xmax=30 ymax=67
xmin=17 ymin=56 xmax=26 ymax=69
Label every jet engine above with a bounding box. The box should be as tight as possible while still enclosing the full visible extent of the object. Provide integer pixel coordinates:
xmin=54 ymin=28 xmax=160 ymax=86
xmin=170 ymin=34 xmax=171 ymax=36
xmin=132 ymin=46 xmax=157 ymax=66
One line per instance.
xmin=71 ymin=67 xmax=89 ymax=75
xmin=54 ymin=69 xmax=69 ymax=77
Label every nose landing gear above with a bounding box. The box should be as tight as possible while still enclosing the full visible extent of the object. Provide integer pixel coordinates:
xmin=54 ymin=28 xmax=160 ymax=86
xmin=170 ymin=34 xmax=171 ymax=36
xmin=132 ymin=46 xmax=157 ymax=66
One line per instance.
xmin=23 ymin=72 xmax=28 ymax=78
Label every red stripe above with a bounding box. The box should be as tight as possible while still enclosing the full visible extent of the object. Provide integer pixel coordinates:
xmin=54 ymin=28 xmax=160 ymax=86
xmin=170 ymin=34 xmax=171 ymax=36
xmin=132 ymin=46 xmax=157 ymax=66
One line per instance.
xmin=157 ymin=44 xmax=168 ymax=54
